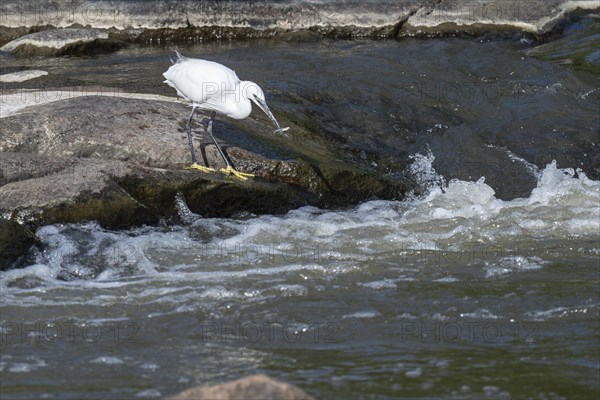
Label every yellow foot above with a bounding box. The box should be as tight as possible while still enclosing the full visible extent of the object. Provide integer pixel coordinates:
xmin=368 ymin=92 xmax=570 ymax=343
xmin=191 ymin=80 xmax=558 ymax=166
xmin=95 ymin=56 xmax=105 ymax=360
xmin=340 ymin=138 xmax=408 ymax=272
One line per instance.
xmin=185 ymin=163 xmax=216 ymax=173
xmin=220 ymin=166 xmax=255 ymax=181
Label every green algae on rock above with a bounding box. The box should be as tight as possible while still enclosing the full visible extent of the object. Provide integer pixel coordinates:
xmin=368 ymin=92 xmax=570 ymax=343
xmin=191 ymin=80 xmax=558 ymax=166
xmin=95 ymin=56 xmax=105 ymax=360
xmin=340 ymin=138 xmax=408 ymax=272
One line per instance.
xmin=0 ymin=218 xmax=40 ymax=270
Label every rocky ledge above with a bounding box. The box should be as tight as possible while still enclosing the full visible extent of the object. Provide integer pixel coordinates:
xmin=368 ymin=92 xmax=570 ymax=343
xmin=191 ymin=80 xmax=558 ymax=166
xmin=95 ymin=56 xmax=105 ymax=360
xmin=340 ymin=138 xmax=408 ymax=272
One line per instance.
xmin=0 ymin=93 xmax=411 ymax=268
xmin=0 ymin=1 xmax=598 ymax=49
xmin=0 ymin=28 xmax=125 ymax=56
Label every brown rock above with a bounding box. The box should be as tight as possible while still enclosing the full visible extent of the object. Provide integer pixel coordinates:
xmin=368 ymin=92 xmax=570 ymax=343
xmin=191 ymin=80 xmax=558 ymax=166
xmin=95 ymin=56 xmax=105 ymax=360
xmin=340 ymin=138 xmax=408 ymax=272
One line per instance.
xmin=167 ymin=374 xmax=315 ymax=400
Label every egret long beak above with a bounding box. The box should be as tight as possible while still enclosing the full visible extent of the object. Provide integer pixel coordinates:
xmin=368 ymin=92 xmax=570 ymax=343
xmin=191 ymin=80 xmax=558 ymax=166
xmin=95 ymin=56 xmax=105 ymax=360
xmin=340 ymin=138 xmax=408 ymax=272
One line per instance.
xmin=252 ymin=97 xmax=289 ymax=134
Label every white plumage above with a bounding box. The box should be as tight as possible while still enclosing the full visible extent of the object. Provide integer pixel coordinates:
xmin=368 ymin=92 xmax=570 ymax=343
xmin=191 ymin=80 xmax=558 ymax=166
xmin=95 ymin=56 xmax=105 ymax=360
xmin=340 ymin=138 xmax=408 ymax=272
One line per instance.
xmin=162 ymin=51 xmax=288 ymax=180
xmin=163 ymin=51 xmax=286 ymax=124
xmin=164 ymin=57 xmax=249 ymax=119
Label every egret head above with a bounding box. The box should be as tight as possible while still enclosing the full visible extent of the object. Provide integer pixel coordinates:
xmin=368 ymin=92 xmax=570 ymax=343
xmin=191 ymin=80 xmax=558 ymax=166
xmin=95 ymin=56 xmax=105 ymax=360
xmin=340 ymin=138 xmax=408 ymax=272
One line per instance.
xmin=242 ymin=81 xmax=288 ymax=134
xmin=243 ymin=81 xmax=265 ymax=103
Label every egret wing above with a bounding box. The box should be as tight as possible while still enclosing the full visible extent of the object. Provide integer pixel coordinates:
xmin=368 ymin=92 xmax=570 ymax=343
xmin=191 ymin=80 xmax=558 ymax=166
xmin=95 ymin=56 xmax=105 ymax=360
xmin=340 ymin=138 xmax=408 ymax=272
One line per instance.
xmin=163 ymin=59 xmax=240 ymax=106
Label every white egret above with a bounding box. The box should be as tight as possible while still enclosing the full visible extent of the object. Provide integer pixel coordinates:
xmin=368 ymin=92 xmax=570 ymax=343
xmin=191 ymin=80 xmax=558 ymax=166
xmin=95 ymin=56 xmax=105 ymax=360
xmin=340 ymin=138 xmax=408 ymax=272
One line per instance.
xmin=163 ymin=51 xmax=288 ymax=180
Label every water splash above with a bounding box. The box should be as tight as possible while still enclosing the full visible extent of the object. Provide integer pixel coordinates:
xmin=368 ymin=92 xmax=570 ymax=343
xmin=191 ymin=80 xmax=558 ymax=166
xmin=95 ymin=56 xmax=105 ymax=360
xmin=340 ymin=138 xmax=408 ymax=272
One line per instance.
xmin=0 ymin=153 xmax=598 ymax=297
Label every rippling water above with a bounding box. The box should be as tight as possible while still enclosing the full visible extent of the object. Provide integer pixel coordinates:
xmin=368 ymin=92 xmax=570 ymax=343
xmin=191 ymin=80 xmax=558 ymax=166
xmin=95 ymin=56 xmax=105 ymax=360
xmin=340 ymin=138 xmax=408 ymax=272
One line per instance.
xmin=1 ymin=17 xmax=599 ymax=400
xmin=2 ymin=154 xmax=598 ymax=399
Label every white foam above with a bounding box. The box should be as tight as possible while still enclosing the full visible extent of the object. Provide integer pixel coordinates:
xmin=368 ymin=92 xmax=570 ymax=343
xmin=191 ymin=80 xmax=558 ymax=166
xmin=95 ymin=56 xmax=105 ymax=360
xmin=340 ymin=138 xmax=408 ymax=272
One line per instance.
xmin=359 ymin=279 xmax=397 ymax=289
xmin=525 ymin=306 xmax=593 ymax=321
xmin=485 ymin=256 xmax=547 ymax=278
xmin=90 ymin=356 xmax=124 ymax=365
xmin=135 ymin=389 xmax=162 ymax=398
xmin=460 ymin=309 xmax=502 ymax=320
xmin=405 ymin=367 xmax=422 ymax=378
xmin=397 ymin=313 xmax=418 ymax=320
xmin=342 ymin=310 xmax=381 ymax=319
xmin=429 ymin=313 xmax=450 ymax=321
xmin=0 ymin=152 xmax=597 ymax=307
xmin=2 ymin=357 xmax=47 ymax=373
xmin=199 ymin=287 xmax=240 ymax=299
xmin=140 ymin=363 xmax=159 ymax=371
xmin=274 ymin=284 xmax=308 ymax=296
xmin=432 ymin=277 xmax=459 ymax=283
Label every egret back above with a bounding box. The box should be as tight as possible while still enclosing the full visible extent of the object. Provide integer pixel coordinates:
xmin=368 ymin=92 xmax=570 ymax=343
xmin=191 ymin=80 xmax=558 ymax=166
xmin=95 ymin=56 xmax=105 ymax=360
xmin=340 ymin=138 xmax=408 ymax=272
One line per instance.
xmin=163 ymin=58 xmax=252 ymax=119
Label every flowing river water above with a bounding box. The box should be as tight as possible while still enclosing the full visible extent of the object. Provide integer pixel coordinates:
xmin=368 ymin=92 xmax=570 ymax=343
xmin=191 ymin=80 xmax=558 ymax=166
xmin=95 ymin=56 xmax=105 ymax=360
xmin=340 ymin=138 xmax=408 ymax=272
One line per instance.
xmin=1 ymin=15 xmax=599 ymax=400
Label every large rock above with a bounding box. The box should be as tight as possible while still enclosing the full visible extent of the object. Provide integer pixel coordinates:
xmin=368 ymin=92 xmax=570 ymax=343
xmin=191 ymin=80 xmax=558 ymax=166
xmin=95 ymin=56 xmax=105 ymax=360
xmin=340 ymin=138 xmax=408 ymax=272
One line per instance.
xmin=167 ymin=374 xmax=315 ymax=400
xmin=0 ymin=94 xmax=410 ymax=230
xmin=0 ymin=28 xmax=123 ymax=56
xmin=399 ymin=1 xmax=599 ymax=37
xmin=0 ymin=1 xmax=597 ymax=44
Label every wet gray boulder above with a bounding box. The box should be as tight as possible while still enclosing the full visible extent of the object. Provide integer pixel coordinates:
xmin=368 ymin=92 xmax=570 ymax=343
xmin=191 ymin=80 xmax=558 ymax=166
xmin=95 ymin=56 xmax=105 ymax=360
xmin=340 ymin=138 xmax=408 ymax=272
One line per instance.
xmin=0 ymin=28 xmax=123 ymax=56
xmin=167 ymin=374 xmax=315 ymax=400
xmin=0 ymin=94 xmax=410 ymax=230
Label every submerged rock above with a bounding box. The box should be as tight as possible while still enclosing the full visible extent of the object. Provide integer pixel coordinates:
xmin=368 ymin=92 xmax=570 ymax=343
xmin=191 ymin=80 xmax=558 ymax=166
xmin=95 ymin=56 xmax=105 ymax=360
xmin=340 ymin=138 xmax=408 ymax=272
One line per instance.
xmin=0 ymin=218 xmax=40 ymax=270
xmin=527 ymin=15 xmax=600 ymax=73
xmin=0 ymin=28 xmax=124 ymax=56
xmin=0 ymin=94 xmax=410 ymax=232
xmin=167 ymin=374 xmax=315 ymax=400
xmin=0 ymin=70 xmax=48 ymax=83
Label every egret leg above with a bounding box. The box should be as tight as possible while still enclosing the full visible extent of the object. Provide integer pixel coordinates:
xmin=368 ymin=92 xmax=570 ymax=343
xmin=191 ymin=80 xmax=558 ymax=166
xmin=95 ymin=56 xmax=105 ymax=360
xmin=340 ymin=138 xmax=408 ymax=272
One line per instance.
xmin=206 ymin=111 xmax=254 ymax=180
xmin=184 ymin=106 xmax=215 ymax=173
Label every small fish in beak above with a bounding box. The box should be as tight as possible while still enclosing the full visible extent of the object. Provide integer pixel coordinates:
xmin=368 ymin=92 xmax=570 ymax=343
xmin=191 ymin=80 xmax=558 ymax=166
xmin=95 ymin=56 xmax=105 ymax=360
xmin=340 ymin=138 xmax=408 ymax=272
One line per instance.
xmin=252 ymin=96 xmax=290 ymax=134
